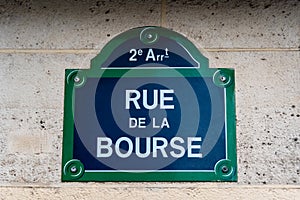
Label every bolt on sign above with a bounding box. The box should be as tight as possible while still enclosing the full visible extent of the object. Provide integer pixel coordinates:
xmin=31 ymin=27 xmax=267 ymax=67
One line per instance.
xmin=62 ymin=27 xmax=237 ymax=182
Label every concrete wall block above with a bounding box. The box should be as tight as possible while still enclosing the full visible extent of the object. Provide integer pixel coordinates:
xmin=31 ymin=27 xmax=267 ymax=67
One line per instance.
xmin=209 ymin=51 xmax=300 ymax=106
xmin=0 ymin=0 xmax=161 ymax=49
xmin=0 ymin=108 xmax=62 ymax=183
xmin=1 ymin=0 xmax=298 ymax=49
xmin=0 ymin=108 xmax=63 ymax=154
xmin=0 ymin=185 xmax=299 ymax=200
xmin=0 ymin=153 xmax=60 ymax=184
xmin=209 ymin=51 xmax=300 ymax=184
xmin=166 ymin=0 xmax=299 ymax=48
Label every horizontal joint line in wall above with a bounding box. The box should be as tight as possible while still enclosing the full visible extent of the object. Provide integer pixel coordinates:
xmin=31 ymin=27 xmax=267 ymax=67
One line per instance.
xmin=0 ymin=184 xmax=300 ymax=189
xmin=0 ymin=48 xmax=298 ymax=54
xmin=205 ymin=48 xmax=300 ymax=52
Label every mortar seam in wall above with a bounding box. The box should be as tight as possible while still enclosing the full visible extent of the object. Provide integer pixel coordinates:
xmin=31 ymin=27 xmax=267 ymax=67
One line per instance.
xmin=0 ymin=184 xmax=299 ymax=189
xmin=160 ymin=0 xmax=167 ymax=27
xmin=0 ymin=48 xmax=298 ymax=54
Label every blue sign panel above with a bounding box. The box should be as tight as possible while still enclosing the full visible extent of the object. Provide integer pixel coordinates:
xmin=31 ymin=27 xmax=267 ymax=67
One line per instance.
xmin=62 ymin=27 xmax=237 ymax=181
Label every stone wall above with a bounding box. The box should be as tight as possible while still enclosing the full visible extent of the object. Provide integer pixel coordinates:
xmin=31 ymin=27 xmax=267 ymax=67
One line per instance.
xmin=0 ymin=0 xmax=299 ymax=199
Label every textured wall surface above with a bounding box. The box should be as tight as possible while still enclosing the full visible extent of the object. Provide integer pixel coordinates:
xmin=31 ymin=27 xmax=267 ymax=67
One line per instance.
xmin=0 ymin=0 xmax=299 ymax=199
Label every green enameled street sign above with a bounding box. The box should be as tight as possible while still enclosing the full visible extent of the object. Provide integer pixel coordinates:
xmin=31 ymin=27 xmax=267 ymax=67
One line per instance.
xmin=62 ymin=26 xmax=237 ymax=182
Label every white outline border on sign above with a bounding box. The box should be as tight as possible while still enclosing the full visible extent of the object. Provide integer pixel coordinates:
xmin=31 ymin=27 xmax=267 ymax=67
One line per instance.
xmin=101 ymin=66 xmax=200 ymax=69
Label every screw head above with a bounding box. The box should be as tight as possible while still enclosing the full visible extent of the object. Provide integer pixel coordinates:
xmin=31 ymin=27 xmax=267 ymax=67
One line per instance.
xmin=74 ymin=76 xmax=80 ymax=83
xmin=70 ymin=166 xmax=77 ymax=173
xmin=146 ymin=33 xmax=153 ymax=39
xmin=221 ymin=166 xmax=229 ymax=173
xmin=220 ymin=75 xmax=227 ymax=82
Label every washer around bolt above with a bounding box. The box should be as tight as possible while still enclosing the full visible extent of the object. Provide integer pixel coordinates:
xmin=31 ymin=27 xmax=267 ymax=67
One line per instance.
xmin=140 ymin=27 xmax=159 ymax=44
xmin=63 ymin=159 xmax=85 ymax=180
xmin=213 ymin=70 xmax=233 ymax=88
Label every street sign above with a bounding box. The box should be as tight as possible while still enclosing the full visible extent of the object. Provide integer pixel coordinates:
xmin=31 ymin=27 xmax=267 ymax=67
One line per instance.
xmin=62 ymin=26 xmax=237 ymax=181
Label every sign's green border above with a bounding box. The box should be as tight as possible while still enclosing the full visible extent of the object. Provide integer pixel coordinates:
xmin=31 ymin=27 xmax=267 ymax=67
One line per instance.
xmin=62 ymin=26 xmax=237 ymax=182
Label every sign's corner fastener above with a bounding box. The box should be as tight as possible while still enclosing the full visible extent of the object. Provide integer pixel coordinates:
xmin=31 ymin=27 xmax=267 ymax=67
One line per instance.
xmin=63 ymin=159 xmax=85 ymax=180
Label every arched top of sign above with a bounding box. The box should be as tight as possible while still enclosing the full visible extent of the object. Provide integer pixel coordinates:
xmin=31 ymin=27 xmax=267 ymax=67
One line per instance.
xmin=91 ymin=26 xmax=209 ymax=70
